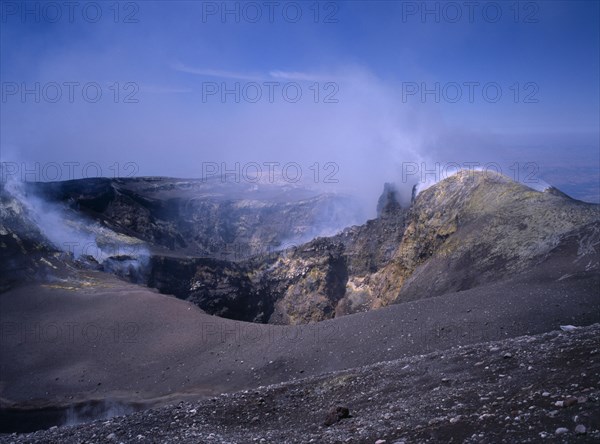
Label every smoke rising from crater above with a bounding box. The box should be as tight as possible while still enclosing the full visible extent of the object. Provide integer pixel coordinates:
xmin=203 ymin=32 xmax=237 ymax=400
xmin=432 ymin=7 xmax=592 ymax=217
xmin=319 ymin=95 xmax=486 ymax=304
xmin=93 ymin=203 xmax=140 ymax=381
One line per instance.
xmin=4 ymin=179 xmax=149 ymax=272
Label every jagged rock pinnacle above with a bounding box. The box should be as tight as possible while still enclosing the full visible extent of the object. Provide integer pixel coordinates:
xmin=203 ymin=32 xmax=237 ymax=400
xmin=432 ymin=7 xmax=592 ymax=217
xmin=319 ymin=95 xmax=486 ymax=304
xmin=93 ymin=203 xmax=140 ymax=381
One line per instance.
xmin=376 ymin=182 xmax=402 ymax=217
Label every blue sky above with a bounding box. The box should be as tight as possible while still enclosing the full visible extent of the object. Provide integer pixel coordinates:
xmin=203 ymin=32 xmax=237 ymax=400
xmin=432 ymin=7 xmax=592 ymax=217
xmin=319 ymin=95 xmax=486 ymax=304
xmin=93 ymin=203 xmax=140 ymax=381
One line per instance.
xmin=1 ymin=0 xmax=599 ymax=205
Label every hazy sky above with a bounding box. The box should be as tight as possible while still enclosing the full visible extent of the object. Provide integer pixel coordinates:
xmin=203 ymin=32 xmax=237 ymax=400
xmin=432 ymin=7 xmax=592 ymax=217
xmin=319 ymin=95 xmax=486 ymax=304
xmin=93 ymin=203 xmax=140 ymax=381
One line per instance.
xmin=1 ymin=0 xmax=599 ymax=204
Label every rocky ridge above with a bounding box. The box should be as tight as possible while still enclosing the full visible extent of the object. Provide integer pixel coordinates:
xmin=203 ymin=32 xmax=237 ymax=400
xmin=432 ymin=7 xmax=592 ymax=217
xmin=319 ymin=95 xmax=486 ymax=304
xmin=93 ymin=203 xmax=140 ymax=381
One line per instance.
xmin=2 ymin=171 xmax=598 ymax=325
xmin=143 ymin=171 xmax=599 ymax=324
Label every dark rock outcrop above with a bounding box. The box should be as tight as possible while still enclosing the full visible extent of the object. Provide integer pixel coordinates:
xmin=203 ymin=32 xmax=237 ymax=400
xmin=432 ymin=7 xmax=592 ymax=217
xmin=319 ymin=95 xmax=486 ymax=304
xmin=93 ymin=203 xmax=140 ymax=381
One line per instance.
xmin=376 ymin=182 xmax=401 ymax=217
xmin=323 ymin=405 xmax=350 ymax=426
xmin=22 ymin=177 xmax=364 ymax=258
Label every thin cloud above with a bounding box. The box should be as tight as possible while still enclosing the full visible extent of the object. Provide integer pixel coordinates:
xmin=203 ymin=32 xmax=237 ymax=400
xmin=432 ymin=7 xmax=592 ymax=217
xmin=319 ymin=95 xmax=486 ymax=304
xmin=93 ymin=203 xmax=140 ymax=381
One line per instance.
xmin=173 ymin=63 xmax=332 ymax=83
xmin=172 ymin=63 xmax=266 ymax=81
xmin=268 ymin=70 xmax=332 ymax=82
xmin=140 ymin=84 xmax=193 ymax=94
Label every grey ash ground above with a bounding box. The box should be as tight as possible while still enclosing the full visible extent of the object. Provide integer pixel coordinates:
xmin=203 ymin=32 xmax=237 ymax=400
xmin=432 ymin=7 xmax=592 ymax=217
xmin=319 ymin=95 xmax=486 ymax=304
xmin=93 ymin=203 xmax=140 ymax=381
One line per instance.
xmin=3 ymin=324 xmax=599 ymax=443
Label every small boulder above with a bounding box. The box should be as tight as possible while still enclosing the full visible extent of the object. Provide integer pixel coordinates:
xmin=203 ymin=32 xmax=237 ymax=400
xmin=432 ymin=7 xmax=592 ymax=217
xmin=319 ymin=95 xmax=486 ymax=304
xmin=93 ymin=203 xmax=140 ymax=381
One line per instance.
xmin=564 ymin=397 xmax=578 ymax=407
xmin=449 ymin=415 xmax=462 ymax=424
xmin=575 ymin=424 xmax=587 ymax=435
xmin=324 ymin=406 xmax=350 ymax=426
xmin=560 ymin=325 xmax=577 ymax=332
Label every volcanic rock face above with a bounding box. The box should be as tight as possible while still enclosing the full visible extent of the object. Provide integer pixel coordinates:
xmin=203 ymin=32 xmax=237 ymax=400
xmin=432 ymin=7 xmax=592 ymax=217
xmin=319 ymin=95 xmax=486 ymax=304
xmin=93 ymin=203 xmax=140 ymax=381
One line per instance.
xmin=21 ymin=177 xmax=364 ymax=258
xmin=160 ymin=171 xmax=598 ymax=324
xmin=361 ymin=170 xmax=599 ymax=305
xmin=251 ymin=193 xmax=407 ymax=322
xmin=258 ymin=238 xmax=349 ymax=324
xmin=0 ymin=177 xmax=363 ymax=317
xmin=0 ymin=186 xmax=66 ymax=291
xmin=147 ymin=255 xmax=275 ymax=323
xmin=2 ymin=171 xmax=599 ymax=326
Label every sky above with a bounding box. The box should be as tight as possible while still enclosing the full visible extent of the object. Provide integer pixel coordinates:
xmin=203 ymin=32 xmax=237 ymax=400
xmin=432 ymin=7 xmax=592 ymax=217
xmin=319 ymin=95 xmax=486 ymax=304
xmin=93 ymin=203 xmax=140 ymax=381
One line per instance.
xmin=1 ymin=0 xmax=599 ymax=208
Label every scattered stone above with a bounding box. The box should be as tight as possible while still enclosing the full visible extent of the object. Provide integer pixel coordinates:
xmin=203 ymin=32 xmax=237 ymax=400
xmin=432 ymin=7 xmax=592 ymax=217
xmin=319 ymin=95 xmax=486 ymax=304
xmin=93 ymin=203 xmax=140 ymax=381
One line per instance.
xmin=375 ymin=440 xmax=386 ymax=444
xmin=324 ymin=406 xmax=350 ymax=426
xmin=8 ymin=322 xmax=600 ymax=443
xmin=449 ymin=415 xmax=462 ymax=424
xmin=564 ymin=397 xmax=578 ymax=407
xmin=560 ymin=325 xmax=577 ymax=332
xmin=503 ymin=353 xmax=512 ymax=359
xmin=575 ymin=424 xmax=587 ymax=435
